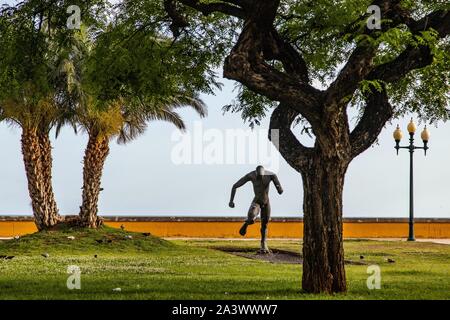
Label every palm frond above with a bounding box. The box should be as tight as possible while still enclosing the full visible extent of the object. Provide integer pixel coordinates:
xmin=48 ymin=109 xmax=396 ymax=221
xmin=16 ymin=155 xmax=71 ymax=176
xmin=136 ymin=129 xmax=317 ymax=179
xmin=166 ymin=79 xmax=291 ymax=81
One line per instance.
xmin=146 ymin=108 xmax=186 ymax=130
xmin=151 ymin=93 xmax=207 ymax=118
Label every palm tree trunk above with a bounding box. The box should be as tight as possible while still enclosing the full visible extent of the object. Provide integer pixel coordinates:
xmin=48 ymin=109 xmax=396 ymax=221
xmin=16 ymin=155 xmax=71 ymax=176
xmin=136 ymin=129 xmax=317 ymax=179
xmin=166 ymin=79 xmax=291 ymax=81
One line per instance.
xmin=79 ymin=132 xmax=109 ymax=228
xmin=38 ymin=131 xmax=62 ymax=223
xmin=21 ymin=128 xmax=61 ymax=230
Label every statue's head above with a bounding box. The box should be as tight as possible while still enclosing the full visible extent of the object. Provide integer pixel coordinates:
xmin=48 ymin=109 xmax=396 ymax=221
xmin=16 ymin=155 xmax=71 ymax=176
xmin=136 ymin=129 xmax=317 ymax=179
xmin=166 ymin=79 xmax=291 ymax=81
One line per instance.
xmin=256 ymin=165 xmax=265 ymax=177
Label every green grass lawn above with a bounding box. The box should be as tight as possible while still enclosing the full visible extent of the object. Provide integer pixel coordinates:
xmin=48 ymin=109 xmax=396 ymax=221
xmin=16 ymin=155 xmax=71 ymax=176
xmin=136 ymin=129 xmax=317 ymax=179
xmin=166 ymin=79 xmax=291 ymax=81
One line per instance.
xmin=0 ymin=226 xmax=448 ymax=300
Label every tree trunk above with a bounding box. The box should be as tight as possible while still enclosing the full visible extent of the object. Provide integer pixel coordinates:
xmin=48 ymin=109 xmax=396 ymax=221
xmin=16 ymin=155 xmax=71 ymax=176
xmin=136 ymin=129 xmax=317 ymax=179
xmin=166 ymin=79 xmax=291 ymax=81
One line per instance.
xmin=21 ymin=128 xmax=61 ymax=230
xmin=269 ymin=104 xmax=351 ymax=294
xmin=38 ymin=131 xmax=61 ymax=224
xmin=301 ymin=154 xmax=348 ymax=294
xmin=79 ymin=133 xmax=109 ymax=228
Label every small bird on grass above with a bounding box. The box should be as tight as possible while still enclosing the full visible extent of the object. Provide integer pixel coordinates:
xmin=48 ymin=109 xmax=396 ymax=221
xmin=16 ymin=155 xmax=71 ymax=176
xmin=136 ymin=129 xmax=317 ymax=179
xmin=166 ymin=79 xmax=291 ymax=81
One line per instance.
xmin=142 ymin=233 xmax=151 ymax=237
xmin=387 ymin=258 xmax=395 ymax=263
xmin=94 ymin=254 xmax=98 ymax=258
xmin=360 ymin=255 xmax=364 ymax=260
xmin=41 ymin=253 xmax=49 ymax=258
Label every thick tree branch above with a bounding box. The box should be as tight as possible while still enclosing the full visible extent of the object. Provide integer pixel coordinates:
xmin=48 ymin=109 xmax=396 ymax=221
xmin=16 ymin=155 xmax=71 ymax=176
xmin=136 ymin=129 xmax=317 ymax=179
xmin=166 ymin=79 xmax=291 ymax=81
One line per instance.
xmin=171 ymin=0 xmax=318 ymax=121
xmin=341 ymin=0 xmax=411 ymax=40
xmin=408 ymin=10 xmax=450 ymax=38
xmin=224 ymin=19 xmax=323 ymax=125
xmin=326 ymin=45 xmax=377 ymax=107
xmin=367 ymin=9 xmax=449 ymax=83
xmin=176 ymin=0 xmax=247 ymax=19
xmin=269 ymin=103 xmax=314 ymax=171
xmin=326 ymin=0 xmax=407 ymax=107
xmin=164 ymin=0 xmax=189 ymax=36
xmin=367 ymin=45 xmax=433 ymax=83
xmin=263 ymin=28 xmax=310 ymax=83
xmin=350 ymin=86 xmax=393 ymax=158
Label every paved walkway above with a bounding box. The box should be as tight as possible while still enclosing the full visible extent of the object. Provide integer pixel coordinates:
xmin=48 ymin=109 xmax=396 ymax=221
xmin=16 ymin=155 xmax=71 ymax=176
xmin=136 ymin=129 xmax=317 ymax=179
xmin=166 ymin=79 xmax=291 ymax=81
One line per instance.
xmin=418 ymin=239 xmax=450 ymax=245
xmin=172 ymin=237 xmax=450 ymax=244
xmin=368 ymin=238 xmax=450 ymax=245
xmin=164 ymin=237 xmax=450 ymax=244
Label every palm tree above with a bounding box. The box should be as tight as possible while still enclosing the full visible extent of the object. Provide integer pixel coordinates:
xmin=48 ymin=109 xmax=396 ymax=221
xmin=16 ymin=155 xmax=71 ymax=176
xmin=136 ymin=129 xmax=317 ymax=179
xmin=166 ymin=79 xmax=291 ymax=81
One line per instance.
xmin=74 ymin=94 xmax=206 ymax=228
xmin=0 ymin=2 xmax=87 ymax=230
xmin=0 ymin=95 xmax=64 ymax=230
xmin=0 ymin=9 xmax=72 ymax=230
xmin=61 ymin=20 xmax=210 ymax=228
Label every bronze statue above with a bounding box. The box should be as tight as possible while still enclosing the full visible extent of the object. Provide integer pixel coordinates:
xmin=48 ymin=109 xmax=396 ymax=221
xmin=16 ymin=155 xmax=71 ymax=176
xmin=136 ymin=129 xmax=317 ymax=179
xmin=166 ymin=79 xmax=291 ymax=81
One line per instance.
xmin=229 ymin=165 xmax=283 ymax=253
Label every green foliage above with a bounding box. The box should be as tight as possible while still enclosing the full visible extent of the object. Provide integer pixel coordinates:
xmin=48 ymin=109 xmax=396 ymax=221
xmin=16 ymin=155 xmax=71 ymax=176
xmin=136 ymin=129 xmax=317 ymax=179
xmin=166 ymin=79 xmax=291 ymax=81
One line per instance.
xmin=212 ymin=0 xmax=450 ymax=126
xmin=360 ymin=79 xmax=384 ymax=94
xmin=0 ymin=11 xmax=54 ymax=128
xmin=114 ymin=0 xmax=238 ymax=94
xmin=401 ymin=0 xmax=450 ymax=17
xmin=2 ymin=1 xmax=448 ymax=131
xmin=0 ymin=0 xmax=212 ymax=141
xmin=387 ymin=29 xmax=450 ymax=122
xmin=0 ymin=0 xmax=108 ymax=131
xmin=389 ymin=52 xmax=450 ymax=122
xmin=278 ymin=0 xmax=372 ymax=84
xmin=83 ymin=24 xmax=215 ymax=104
xmin=72 ymin=15 xmax=209 ymax=142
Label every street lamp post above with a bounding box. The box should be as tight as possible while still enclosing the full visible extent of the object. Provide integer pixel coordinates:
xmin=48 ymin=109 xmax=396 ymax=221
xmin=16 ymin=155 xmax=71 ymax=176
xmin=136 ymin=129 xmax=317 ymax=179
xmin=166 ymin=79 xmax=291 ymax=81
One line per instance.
xmin=393 ymin=119 xmax=430 ymax=241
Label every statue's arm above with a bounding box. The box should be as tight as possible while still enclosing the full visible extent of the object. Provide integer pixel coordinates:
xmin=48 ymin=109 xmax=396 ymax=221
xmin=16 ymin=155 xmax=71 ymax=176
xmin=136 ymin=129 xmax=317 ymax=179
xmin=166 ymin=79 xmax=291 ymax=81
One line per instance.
xmin=229 ymin=174 xmax=250 ymax=207
xmin=272 ymin=174 xmax=284 ymax=195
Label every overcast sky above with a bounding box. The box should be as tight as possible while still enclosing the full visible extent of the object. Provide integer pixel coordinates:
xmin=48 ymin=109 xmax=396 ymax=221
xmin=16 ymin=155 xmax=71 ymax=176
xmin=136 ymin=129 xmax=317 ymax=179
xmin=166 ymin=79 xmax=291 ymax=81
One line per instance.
xmin=1 ymin=1 xmax=449 ymax=218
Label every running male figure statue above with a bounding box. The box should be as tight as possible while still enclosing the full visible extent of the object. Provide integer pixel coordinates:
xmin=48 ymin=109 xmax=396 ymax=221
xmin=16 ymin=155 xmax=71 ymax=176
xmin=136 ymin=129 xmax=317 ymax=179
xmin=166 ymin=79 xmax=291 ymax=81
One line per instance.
xmin=229 ymin=166 xmax=283 ymax=253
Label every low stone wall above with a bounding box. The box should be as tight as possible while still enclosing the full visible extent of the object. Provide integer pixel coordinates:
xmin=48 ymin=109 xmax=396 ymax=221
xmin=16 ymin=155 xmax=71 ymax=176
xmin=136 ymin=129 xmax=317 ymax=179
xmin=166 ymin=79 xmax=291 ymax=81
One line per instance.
xmin=0 ymin=216 xmax=449 ymax=238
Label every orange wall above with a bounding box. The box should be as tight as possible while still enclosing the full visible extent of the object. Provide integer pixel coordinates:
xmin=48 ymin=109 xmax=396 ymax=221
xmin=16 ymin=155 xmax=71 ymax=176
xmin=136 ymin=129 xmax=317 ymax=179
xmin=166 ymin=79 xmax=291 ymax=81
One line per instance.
xmin=1 ymin=220 xmax=449 ymax=238
xmin=0 ymin=221 xmax=37 ymax=237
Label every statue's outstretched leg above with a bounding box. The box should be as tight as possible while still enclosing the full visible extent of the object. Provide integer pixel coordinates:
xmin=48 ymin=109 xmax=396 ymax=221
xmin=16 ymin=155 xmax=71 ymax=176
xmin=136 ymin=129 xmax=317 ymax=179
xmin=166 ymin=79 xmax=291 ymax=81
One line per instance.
xmin=259 ymin=202 xmax=271 ymax=254
xmin=240 ymin=202 xmax=260 ymax=236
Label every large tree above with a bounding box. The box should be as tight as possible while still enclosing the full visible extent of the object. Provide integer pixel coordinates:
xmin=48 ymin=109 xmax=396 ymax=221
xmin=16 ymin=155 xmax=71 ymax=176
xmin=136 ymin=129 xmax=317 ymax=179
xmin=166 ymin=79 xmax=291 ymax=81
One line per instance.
xmin=155 ymin=0 xmax=450 ymax=293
